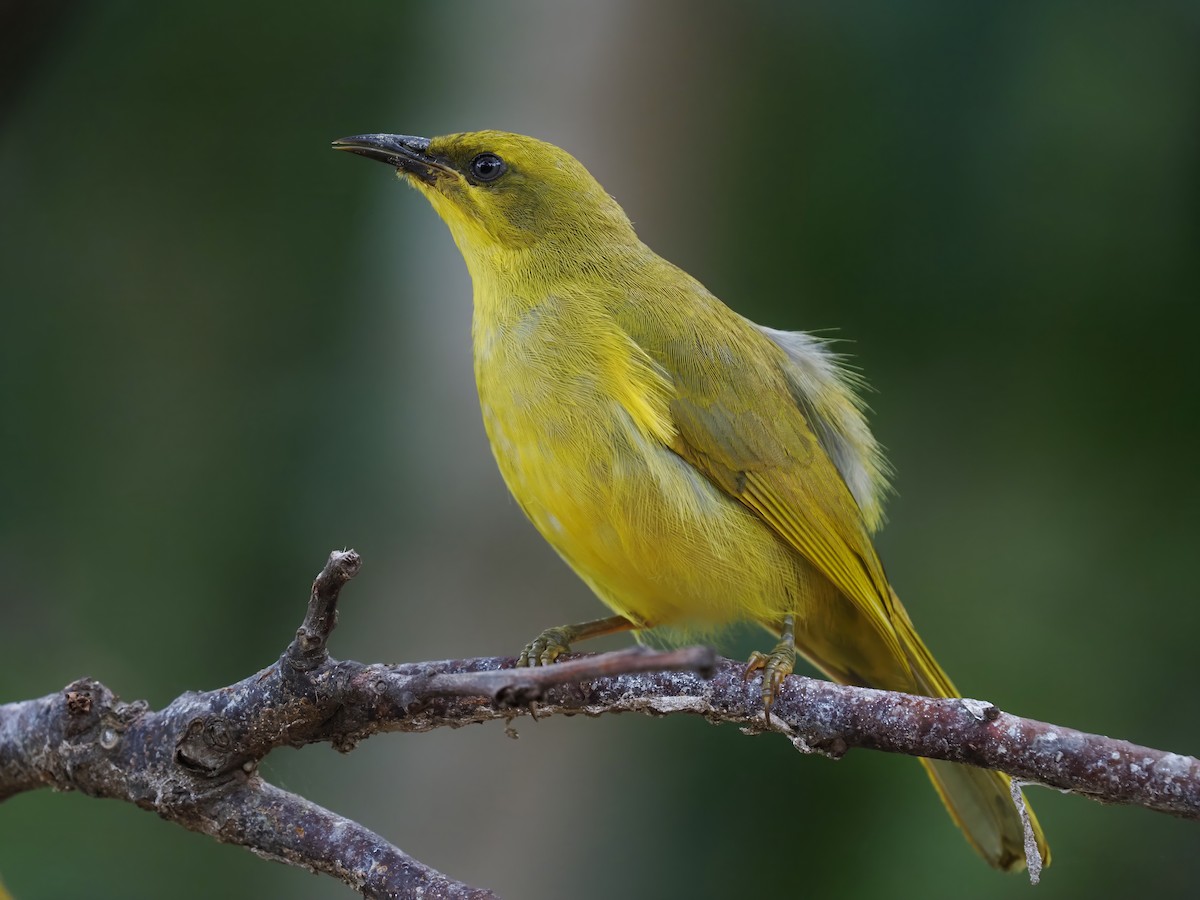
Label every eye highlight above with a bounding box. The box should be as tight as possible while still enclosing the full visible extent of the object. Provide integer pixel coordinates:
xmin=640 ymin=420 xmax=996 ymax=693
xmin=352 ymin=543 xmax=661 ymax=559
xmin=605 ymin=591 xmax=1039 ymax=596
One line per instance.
xmin=469 ymin=152 xmax=507 ymax=183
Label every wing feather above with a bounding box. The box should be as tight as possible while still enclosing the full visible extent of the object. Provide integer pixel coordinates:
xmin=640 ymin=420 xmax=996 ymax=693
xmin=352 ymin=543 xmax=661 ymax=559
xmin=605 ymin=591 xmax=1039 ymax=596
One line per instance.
xmin=659 ymin=343 xmax=902 ymax=660
xmin=608 ymin=263 xmax=901 ymax=658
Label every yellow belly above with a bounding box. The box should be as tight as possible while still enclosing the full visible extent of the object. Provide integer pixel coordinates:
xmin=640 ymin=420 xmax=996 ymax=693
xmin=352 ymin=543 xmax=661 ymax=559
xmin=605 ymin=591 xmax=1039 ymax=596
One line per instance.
xmin=477 ymin=355 xmax=829 ymax=634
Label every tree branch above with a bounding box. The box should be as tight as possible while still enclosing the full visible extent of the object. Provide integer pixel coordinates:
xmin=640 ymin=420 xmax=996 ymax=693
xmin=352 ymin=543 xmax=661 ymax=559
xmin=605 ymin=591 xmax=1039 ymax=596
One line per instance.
xmin=1 ymin=550 xmax=1198 ymax=897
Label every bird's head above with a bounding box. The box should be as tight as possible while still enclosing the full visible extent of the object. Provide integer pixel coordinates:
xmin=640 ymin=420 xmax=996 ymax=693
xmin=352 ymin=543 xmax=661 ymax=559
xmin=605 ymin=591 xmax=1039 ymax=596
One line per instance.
xmin=333 ymin=130 xmax=635 ymax=260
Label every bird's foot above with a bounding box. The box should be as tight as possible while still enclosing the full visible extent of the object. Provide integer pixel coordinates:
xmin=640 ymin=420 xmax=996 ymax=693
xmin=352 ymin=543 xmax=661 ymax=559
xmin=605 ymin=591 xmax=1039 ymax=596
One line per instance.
xmin=744 ymin=617 xmax=796 ymax=720
xmin=515 ymin=615 xmax=638 ymax=667
xmin=517 ymin=626 xmax=575 ymax=667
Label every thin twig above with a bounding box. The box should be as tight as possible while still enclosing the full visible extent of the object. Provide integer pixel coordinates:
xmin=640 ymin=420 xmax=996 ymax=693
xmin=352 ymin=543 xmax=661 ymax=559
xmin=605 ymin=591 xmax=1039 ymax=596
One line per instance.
xmin=1009 ymin=779 xmax=1044 ymax=884
xmin=421 ymin=645 xmax=716 ymax=702
xmin=287 ymin=549 xmax=361 ymax=670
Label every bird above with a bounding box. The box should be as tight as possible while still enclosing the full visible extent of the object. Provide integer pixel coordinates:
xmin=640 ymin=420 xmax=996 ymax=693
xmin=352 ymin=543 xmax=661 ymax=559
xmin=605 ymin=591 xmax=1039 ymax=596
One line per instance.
xmin=333 ymin=129 xmax=1048 ymax=872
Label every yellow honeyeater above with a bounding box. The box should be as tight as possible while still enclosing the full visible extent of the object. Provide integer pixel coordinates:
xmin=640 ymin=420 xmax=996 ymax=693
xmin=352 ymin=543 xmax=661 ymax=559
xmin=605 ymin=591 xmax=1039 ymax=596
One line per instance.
xmin=334 ymin=130 xmax=1048 ymax=871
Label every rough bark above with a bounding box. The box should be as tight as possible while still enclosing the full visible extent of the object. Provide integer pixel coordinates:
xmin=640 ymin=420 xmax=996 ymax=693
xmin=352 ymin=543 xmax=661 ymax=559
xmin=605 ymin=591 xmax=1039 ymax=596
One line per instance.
xmin=2 ymin=550 xmax=1197 ymax=897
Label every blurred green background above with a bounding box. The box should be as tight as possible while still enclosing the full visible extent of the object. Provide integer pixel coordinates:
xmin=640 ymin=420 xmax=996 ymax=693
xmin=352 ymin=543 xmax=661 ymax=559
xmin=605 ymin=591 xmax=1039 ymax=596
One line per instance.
xmin=2 ymin=1 xmax=1198 ymax=897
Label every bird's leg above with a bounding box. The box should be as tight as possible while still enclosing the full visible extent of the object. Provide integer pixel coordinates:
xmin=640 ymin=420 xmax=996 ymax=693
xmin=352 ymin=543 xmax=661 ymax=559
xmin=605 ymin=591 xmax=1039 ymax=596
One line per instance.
xmin=744 ymin=615 xmax=796 ymax=720
xmin=517 ymin=614 xmax=638 ymax=667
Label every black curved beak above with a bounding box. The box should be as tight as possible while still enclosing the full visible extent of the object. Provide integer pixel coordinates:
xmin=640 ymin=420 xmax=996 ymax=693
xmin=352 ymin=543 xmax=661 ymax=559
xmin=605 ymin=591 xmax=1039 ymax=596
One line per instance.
xmin=332 ymin=133 xmax=450 ymax=184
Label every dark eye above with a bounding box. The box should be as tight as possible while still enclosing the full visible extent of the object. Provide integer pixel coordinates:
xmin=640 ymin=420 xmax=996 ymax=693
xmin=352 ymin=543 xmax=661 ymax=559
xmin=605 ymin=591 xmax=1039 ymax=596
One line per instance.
xmin=469 ymin=152 xmax=506 ymax=183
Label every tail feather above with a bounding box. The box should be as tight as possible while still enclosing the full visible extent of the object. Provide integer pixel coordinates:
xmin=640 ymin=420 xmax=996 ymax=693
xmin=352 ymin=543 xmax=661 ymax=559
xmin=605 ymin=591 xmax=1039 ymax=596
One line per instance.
xmin=920 ymin=759 xmax=1046 ymax=872
xmin=892 ymin=589 xmax=1050 ymax=871
xmin=782 ymin=584 xmax=1050 ymax=871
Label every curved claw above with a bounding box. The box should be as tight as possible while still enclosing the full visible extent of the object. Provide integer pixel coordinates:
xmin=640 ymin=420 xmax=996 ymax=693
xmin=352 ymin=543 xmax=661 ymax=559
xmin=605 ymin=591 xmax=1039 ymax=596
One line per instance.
xmin=517 ymin=626 xmax=573 ymax=667
xmin=743 ymin=650 xmax=768 ymax=679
